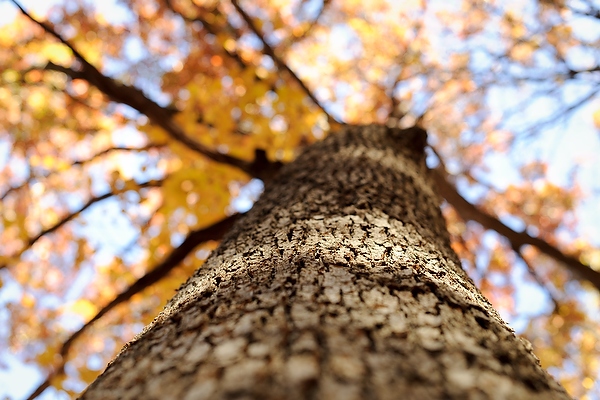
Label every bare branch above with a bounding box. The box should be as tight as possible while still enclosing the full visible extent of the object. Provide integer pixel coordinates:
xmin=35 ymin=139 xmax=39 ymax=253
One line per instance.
xmin=278 ymin=0 xmax=331 ymax=51
xmin=0 ymin=171 xmax=33 ymax=201
xmin=25 ymin=214 xmax=240 ymax=400
xmin=28 ymin=181 xmax=161 ymax=247
xmin=570 ymin=3 xmax=600 ymax=20
xmin=518 ymin=87 xmax=599 ymax=137
xmin=230 ymin=0 xmax=339 ymax=125
xmin=432 ymin=169 xmax=600 ymax=291
xmin=566 ymin=66 xmax=600 ymax=78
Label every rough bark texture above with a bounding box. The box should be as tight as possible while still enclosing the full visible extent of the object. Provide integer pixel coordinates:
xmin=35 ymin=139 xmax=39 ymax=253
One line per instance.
xmin=81 ymin=125 xmax=569 ymax=400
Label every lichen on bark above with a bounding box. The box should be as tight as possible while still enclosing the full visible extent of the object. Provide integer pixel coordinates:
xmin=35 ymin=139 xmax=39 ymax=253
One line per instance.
xmin=81 ymin=125 xmax=569 ymax=400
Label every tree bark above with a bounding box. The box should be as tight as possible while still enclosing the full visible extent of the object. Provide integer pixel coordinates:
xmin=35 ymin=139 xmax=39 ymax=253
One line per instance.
xmin=80 ymin=125 xmax=569 ymax=400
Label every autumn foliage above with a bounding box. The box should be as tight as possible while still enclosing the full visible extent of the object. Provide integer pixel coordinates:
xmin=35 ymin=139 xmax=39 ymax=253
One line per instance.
xmin=0 ymin=0 xmax=599 ymax=398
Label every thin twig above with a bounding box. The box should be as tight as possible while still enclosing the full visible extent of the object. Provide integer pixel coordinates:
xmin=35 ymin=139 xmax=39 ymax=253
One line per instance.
xmin=230 ymin=0 xmax=338 ymax=125
xmin=163 ymin=0 xmax=248 ymax=69
xmin=0 ymin=144 xmax=165 ymax=201
xmin=517 ymin=87 xmax=599 ymax=139
xmin=0 ymin=180 xmax=163 ymax=271
xmin=279 ymin=0 xmax=330 ymax=51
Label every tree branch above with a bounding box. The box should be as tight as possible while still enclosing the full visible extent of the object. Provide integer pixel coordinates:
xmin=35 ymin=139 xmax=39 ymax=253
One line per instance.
xmin=12 ymin=1 xmax=281 ymax=181
xmin=163 ymin=0 xmax=248 ymax=70
xmin=0 ymin=180 xmax=163 ymax=271
xmin=0 ymin=171 xmax=33 ymax=201
xmin=570 ymin=4 xmax=600 ymax=20
xmin=518 ymin=87 xmax=599 ymax=137
xmin=1 ymin=144 xmax=165 ymax=201
xmin=278 ymin=0 xmax=330 ymax=51
xmin=71 ymin=144 xmax=167 ymax=167
xmin=566 ymin=65 xmax=600 ymax=78
xmin=28 ymin=180 xmax=162 ymax=247
xmin=230 ymin=0 xmax=338 ymax=125
xmin=25 ymin=214 xmax=240 ymax=400
xmin=432 ymin=169 xmax=600 ymax=291
xmin=9 ymin=0 xmax=91 ymax=69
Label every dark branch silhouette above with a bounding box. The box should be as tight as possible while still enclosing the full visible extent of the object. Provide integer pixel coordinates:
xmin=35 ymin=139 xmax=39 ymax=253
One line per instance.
xmin=570 ymin=3 xmax=600 ymax=20
xmin=163 ymin=0 xmax=307 ymax=138
xmin=0 ymin=144 xmax=164 ymax=201
xmin=0 ymin=180 xmax=163 ymax=271
xmin=230 ymin=0 xmax=338 ymax=125
xmin=11 ymin=1 xmax=281 ymax=181
xmin=25 ymin=214 xmax=240 ymax=400
xmin=433 ymin=169 xmax=600 ymax=291
xmin=278 ymin=0 xmax=331 ymax=51
xmin=518 ymin=87 xmax=599 ymax=137
xmin=163 ymin=0 xmax=248 ymax=69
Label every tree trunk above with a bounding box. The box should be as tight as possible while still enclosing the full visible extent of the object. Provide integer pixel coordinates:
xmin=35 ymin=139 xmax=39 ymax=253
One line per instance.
xmin=80 ymin=125 xmax=569 ymax=400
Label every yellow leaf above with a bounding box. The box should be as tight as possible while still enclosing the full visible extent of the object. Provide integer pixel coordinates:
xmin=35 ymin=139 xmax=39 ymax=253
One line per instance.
xmin=22 ymin=293 xmax=36 ymax=308
xmin=27 ymin=91 xmax=47 ymax=110
xmin=348 ymin=18 xmax=374 ymax=37
xmin=70 ymin=299 xmax=98 ymax=320
xmin=593 ymin=109 xmax=600 ymax=129
xmin=41 ymin=43 xmax=73 ymax=64
xmin=50 ymin=372 xmax=67 ymax=389
xmin=509 ymin=42 xmax=537 ymax=63
xmin=42 ymin=155 xmax=56 ymax=169
xmin=79 ymin=367 xmax=101 ymax=384
xmin=36 ymin=350 xmax=57 ymax=367
xmin=2 ymin=69 xmax=19 ymax=83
